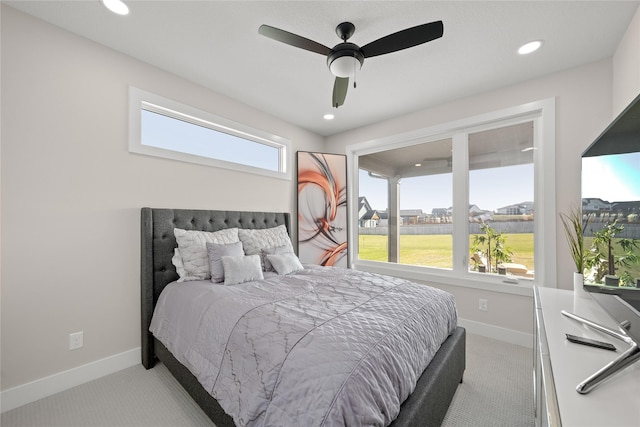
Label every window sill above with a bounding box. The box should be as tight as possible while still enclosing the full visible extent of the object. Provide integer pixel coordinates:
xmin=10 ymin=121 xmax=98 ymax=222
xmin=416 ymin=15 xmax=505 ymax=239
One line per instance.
xmin=352 ymin=259 xmax=536 ymax=297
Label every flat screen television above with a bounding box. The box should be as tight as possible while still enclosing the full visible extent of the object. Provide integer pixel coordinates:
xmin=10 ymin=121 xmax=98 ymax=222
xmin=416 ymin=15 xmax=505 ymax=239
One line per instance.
xmin=572 ymin=97 xmax=640 ymax=394
xmin=581 ymin=92 xmax=640 ymax=312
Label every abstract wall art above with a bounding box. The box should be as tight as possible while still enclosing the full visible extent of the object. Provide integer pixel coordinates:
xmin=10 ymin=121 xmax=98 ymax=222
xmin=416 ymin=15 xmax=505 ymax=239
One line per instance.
xmin=297 ymin=151 xmax=348 ymax=267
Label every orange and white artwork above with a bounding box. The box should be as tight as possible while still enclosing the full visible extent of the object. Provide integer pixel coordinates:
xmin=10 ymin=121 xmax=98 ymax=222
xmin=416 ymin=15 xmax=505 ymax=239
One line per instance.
xmin=297 ymin=151 xmax=348 ymax=267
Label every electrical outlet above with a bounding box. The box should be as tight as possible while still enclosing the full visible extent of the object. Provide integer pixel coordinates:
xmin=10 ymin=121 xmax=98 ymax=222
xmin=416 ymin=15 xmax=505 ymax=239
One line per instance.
xmin=479 ymin=299 xmax=488 ymax=312
xmin=69 ymin=331 xmax=83 ymax=350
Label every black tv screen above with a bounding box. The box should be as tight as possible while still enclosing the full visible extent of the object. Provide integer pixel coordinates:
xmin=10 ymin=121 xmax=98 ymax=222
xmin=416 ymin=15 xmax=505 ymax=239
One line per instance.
xmin=581 ymin=93 xmax=640 ymax=304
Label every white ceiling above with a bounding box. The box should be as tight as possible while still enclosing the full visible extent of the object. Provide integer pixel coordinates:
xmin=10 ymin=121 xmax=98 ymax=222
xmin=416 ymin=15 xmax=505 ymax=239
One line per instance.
xmin=6 ymin=0 xmax=639 ymax=137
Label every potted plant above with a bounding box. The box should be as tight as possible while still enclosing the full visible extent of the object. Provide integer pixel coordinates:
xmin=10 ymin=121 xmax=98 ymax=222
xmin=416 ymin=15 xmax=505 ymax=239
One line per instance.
xmin=559 ymin=207 xmax=587 ymax=292
xmin=471 ymin=222 xmax=513 ymax=274
xmin=586 ymin=219 xmax=640 ymax=287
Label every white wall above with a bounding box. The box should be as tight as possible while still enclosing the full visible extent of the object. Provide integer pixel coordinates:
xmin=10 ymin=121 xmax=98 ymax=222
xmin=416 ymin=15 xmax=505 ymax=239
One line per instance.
xmin=325 ymin=59 xmax=615 ymax=336
xmin=2 ymin=1 xmax=639 ymax=409
xmin=0 ymin=6 xmax=323 ymax=394
xmin=613 ymin=4 xmax=640 ymax=115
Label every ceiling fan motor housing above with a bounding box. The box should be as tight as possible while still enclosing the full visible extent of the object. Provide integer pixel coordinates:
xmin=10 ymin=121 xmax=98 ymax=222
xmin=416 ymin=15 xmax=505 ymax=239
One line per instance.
xmin=327 ymin=43 xmax=364 ymax=77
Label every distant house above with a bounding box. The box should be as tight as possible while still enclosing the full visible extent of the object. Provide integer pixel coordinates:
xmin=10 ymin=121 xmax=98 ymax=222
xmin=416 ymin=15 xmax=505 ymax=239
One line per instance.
xmin=360 ymin=210 xmax=380 ymax=228
xmin=377 ymin=210 xmax=390 ymax=226
xmin=432 ymin=208 xmax=449 ymax=218
xmin=431 ymin=205 xmax=491 ymax=222
xmin=582 ymin=198 xmax=612 ymax=213
xmin=358 ymin=196 xmax=380 ymax=227
xmin=469 ymin=204 xmax=483 ymax=214
xmin=496 ymin=201 xmax=534 ymax=215
xmin=400 ymin=209 xmax=423 ymax=225
xmin=468 ymin=204 xmax=494 ymax=222
xmin=610 ymin=200 xmax=640 ymax=216
xmin=358 ymin=197 xmax=373 ymax=219
xmin=375 ymin=210 xmax=407 ymax=226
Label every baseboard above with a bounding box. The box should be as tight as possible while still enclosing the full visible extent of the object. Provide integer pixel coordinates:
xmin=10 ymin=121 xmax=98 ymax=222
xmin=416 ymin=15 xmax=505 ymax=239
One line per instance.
xmin=1 ymin=347 xmax=141 ymax=413
xmin=458 ymin=318 xmax=533 ymax=348
xmin=0 ymin=324 xmax=529 ymax=413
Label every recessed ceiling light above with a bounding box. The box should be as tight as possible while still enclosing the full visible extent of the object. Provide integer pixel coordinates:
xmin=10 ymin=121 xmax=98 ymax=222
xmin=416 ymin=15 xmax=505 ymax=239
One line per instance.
xmin=415 ymin=163 xmax=422 ymax=167
xmin=102 ymin=0 xmax=129 ymax=15
xmin=323 ymin=114 xmax=335 ymax=120
xmin=518 ymin=40 xmax=542 ymax=55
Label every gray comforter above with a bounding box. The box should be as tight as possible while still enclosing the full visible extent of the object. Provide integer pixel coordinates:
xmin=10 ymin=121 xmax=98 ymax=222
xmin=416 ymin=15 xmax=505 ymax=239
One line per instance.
xmin=150 ymin=266 xmax=457 ymax=427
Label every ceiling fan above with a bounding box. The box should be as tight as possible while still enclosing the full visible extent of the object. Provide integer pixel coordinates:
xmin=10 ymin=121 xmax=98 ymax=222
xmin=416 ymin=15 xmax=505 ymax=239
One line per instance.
xmin=258 ymin=20 xmax=444 ymax=108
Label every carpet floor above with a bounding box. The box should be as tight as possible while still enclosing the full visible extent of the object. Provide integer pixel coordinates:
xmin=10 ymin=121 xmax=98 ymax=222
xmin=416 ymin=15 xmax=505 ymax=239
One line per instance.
xmin=1 ymin=333 xmax=534 ymax=426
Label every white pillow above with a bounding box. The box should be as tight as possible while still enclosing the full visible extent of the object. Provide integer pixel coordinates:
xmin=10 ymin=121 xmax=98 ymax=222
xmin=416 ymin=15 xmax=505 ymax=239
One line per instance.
xmin=172 ymin=249 xmax=186 ymax=279
xmin=206 ymin=241 xmax=244 ymax=283
xmin=221 ymin=254 xmax=264 ymax=285
xmin=261 ymin=244 xmax=294 ymax=272
xmin=238 ymin=225 xmax=293 ymax=265
xmin=173 ymin=227 xmax=239 ymax=282
xmin=267 ymin=253 xmax=304 ymax=275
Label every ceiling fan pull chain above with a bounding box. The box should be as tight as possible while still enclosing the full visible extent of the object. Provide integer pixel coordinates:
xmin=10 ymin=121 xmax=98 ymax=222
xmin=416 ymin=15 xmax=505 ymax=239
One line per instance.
xmin=353 ymin=53 xmax=357 ymax=88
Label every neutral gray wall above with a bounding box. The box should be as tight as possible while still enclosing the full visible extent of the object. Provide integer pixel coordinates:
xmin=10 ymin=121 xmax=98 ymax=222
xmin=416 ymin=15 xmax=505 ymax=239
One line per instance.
xmin=1 ymin=2 xmax=639 ymax=397
xmin=0 ymin=6 xmax=323 ymax=391
xmin=326 ymin=59 xmax=615 ymax=336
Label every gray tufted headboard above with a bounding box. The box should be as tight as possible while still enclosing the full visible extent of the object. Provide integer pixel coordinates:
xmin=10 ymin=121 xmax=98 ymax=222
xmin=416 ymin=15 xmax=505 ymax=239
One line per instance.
xmin=140 ymin=207 xmax=291 ymax=368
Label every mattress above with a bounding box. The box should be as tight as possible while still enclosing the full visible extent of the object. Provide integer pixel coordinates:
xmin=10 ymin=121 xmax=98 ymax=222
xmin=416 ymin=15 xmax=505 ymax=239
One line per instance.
xmin=150 ymin=266 xmax=457 ymax=427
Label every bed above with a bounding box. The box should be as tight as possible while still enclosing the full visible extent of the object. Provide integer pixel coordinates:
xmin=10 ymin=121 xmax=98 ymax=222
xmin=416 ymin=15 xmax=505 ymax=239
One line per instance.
xmin=141 ymin=207 xmax=465 ymax=427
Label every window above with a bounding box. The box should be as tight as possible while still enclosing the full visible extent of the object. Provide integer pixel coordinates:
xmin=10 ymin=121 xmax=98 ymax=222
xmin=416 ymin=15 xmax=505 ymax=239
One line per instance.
xmin=468 ymin=123 xmax=534 ymax=278
xmin=129 ymin=87 xmax=291 ymax=179
xmin=348 ymin=99 xmax=556 ymax=293
xmin=358 ymin=138 xmax=453 ymax=270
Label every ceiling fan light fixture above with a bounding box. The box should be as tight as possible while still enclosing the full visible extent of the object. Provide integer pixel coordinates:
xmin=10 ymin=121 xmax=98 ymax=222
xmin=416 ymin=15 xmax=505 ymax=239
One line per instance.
xmin=323 ymin=113 xmax=335 ymax=120
xmin=329 ymin=56 xmax=359 ymax=78
xmin=101 ymin=0 xmax=129 ymax=16
xmin=518 ymin=40 xmax=542 ymax=55
xmin=328 ymin=45 xmax=364 ymax=78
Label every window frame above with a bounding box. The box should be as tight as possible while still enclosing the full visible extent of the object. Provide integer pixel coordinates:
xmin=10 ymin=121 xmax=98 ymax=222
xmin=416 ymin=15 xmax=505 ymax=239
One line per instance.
xmin=347 ymin=98 xmax=556 ymax=295
xmin=129 ymin=87 xmax=292 ymax=180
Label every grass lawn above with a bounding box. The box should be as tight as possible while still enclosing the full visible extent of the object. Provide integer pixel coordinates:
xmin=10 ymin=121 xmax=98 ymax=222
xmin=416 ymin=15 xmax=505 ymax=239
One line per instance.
xmin=359 ymin=233 xmax=640 ymax=284
xmin=359 ymin=233 xmax=535 ymax=271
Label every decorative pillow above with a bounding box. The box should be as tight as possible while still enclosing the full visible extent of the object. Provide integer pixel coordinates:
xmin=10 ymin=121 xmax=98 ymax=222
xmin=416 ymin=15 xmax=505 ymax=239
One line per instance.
xmin=238 ymin=225 xmax=293 ymax=267
xmin=172 ymin=249 xmax=186 ymax=279
xmin=267 ymin=253 xmax=304 ymax=275
xmin=173 ymin=227 xmax=239 ymax=281
xmin=261 ymin=244 xmax=294 ymax=272
xmin=221 ymin=254 xmax=264 ymax=285
xmin=206 ymin=241 xmax=244 ymax=283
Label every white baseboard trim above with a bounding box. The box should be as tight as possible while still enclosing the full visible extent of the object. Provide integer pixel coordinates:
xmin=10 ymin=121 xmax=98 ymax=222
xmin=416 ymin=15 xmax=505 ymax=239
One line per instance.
xmin=458 ymin=318 xmax=533 ymax=348
xmin=1 ymin=323 xmax=529 ymax=413
xmin=1 ymin=347 xmax=141 ymax=413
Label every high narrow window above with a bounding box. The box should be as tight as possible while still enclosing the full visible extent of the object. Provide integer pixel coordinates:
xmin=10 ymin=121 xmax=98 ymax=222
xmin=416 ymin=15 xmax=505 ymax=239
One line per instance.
xmin=129 ymin=87 xmax=291 ymax=179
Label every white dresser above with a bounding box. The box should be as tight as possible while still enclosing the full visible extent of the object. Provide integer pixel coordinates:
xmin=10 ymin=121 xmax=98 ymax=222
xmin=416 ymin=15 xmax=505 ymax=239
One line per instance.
xmin=534 ymin=286 xmax=640 ymax=427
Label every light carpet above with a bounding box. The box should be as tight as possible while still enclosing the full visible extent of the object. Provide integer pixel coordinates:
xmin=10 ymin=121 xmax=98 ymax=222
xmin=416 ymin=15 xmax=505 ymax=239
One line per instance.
xmin=1 ymin=333 xmax=534 ymax=426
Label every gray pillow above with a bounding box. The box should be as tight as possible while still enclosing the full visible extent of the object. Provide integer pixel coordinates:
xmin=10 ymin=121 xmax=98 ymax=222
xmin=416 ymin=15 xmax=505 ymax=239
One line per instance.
xmin=221 ymin=254 xmax=264 ymax=285
xmin=206 ymin=241 xmax=244 ymax=283
xmin=261 ymin=244 xmax=294 ymax=271
xmin=267 ymin=253 xmax=304 ymax=275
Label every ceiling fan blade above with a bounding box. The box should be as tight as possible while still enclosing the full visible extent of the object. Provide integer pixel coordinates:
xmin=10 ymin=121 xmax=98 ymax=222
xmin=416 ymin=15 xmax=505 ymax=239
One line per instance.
xmin=360 ymin=21 xmax=444 ymax=58
xmin=332 ymin=77 xmax=349 ymax=108
xmin=259 ymin=25 xmax=332 ymax=56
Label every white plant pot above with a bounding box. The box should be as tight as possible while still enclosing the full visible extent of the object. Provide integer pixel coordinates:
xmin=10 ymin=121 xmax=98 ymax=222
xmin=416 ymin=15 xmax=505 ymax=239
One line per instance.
xmin=573 ymin=272 xmax=589 ymax=298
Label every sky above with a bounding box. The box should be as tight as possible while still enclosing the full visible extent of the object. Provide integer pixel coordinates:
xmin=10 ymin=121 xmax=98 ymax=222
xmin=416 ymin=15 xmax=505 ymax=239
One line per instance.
xmin=142 ymin=109 xmax=280 ymax=171
xmin=359 ymin=164 xmax=535 ymax=213
xmin=582 ymin=152 xmax=640 ymax=202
